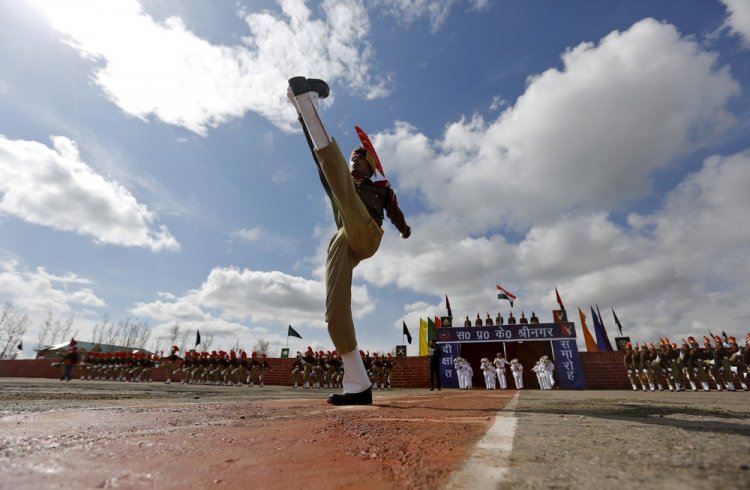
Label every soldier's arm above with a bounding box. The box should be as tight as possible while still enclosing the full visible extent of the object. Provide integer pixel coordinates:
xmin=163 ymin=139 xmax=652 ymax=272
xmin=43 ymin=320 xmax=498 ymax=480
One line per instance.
xmin=382 ymin=185 xmax=410 ymax=238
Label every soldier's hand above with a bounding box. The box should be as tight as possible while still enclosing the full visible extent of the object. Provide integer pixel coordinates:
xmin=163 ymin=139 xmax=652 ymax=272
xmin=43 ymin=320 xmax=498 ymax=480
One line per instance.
xmin=401 ymin=226 xmax=411 ymax=239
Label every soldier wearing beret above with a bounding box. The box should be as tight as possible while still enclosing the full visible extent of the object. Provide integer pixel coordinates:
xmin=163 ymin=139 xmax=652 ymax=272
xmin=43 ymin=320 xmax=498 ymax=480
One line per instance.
xmin=288 ymin=76 xmax=410 ymax=406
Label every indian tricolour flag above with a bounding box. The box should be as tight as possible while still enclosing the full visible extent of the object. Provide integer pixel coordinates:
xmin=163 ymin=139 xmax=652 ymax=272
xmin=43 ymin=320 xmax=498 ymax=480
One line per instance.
xmin=496 ymin=284 xmax=516 ymax=307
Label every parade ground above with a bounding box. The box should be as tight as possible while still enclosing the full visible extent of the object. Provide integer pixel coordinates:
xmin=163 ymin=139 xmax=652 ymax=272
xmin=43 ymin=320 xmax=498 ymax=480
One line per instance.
xmin=1 ymin=378 xmax=749 ymax=489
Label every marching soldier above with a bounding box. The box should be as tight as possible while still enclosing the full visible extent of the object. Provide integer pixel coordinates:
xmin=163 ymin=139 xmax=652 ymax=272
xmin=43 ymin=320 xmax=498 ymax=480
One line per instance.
xmin=382 ymin=353 xmax=394 ymax=390
xmin=640 ymin=342 xmax=655 ymax=391
xmin=290 ymin=351 xmax=304 ymax=388
xmin=161 ymin=346 xmax=181 ymax=384
xmin=371 ymin=353 xmax=384 ymax=389
xmin=728 ymin=337 xmax=748 ymax=391
xmin=301 ymin=347 xmax=316 ymax=389
xmin=258 ymin=353 xmax=272 ymax=387
xmin=59 ymin=345 xmax=80 ymax=381
xmin=623 ymin=342 xmax=639 ymax=391
xmin=246 ymin=352 xmax=260 ymax=386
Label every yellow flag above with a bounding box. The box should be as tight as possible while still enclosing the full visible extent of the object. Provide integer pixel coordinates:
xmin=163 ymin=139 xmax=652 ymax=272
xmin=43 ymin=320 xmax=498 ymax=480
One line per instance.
xmin=578 ymin=307 xmax=599 ymax=352
xmin=419 ymin=317 xmax=428 ymax=356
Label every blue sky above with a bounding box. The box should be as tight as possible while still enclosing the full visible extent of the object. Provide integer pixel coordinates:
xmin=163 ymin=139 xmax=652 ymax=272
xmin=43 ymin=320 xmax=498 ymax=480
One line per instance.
xmin=1 ymin=0 xmax=750 ymax=357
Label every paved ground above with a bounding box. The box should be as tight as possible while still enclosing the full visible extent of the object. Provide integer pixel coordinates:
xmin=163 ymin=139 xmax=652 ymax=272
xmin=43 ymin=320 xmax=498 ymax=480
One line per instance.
xmin=1 ymin=378 xmax=749 ymax=489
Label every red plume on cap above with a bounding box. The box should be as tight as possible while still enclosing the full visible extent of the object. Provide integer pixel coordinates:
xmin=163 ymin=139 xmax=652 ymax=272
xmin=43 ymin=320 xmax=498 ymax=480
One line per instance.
xmin=172 ymin=345 xmax=179 ymax=352
xmin=354 ymin=126 xmax=385 ymax=177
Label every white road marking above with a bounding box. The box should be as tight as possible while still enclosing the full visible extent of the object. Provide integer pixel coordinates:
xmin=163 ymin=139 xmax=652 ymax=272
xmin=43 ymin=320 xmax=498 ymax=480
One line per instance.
xmin=445 ymin=392 xmax=519 ymax=489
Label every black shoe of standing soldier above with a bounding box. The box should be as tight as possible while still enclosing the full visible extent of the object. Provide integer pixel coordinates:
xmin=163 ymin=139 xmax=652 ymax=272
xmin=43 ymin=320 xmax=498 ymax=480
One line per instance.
xmin=327 ymin=385 xmax=372 ymax=406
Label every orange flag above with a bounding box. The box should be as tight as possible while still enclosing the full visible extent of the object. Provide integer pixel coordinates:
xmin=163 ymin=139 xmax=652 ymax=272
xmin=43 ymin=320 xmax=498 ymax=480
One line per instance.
xmin=578 ymin=307 xmax=599 ymax=352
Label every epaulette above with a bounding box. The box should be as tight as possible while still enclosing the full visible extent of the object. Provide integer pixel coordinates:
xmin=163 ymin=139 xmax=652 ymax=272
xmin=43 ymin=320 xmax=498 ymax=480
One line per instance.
xmin=373 ymin=180 xmax=391 ymax=188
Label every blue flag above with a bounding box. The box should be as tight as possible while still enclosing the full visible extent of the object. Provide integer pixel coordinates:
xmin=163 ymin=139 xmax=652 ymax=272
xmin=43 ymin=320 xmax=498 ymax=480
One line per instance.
xmin=590 ymin=306 xmax=611 ymax=352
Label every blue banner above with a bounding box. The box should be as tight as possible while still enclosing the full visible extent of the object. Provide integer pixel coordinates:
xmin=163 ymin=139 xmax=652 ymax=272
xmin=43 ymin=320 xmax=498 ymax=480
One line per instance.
xmin=438 ymin=342 xmax=459 ymax=388
xmin=435 ymin=322 xmax=577 ymax=344
xmin=552 ymin=339 xmax=586 ymax=389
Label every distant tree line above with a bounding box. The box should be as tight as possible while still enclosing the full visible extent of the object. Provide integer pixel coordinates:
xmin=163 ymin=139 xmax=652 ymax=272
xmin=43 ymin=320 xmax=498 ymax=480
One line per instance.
xmin=0 ymin=303 xmax=269 ymax=358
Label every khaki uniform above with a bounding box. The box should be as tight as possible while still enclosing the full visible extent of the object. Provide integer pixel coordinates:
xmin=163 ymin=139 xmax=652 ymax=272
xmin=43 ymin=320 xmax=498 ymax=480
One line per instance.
xmin=315 ymin=141 xmax=409 ymax=354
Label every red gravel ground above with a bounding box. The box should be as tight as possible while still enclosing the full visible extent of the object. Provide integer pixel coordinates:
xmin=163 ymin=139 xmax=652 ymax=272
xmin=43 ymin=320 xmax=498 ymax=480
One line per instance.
xmin=1 ymin=387 xmax=515 ymax=489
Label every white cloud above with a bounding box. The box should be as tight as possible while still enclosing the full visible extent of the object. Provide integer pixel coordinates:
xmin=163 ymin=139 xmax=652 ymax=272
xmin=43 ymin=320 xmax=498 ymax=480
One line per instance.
xmin=0 ymin=135 xmax=179 ymax=252
xmin=349 ymin=19 xmax=746 ymax=348
xmin=235 ymin=227 xmax=263 ymax=242
xmin=30 ymin=0 xmax=389 ymax=135
xmin=131 ymin=265 xmax=375 ymax=349
xmin=372 ymin=0 xmax=490 ymax=32
xmin=233 ymin=226 xmax=297 ymax=253
xmin=377 ymin=19 xmax=739 ymax=232
xmin=721 ymin=0 xmax=750 ymax=48
xmin=0 ymin=260 xmax=106 ymax=314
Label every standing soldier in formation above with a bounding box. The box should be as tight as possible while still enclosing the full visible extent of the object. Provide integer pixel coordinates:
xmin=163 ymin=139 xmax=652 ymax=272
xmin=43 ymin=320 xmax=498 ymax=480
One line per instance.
xmin=464 ymin=316 xmax=472 ymax=327
xmin=533 ymin=359 xmax=549 ymax=389
xmin=495 ymin=312 xmax=503 ymax=325
xmin=427 ymin=339 xmax=442 ymax=391
xmin=493 ymin=352 xmax=510 ymax=389
xmin=485 ymin=314 xmax=493 ymax=326
xmin=480 ymin=358 xmax=496 ymax=389
xmin=510 ymin=358 xmax=524 ymax=389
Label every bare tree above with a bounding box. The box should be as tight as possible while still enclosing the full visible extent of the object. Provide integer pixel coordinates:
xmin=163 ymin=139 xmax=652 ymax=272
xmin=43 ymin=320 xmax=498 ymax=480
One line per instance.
xmin=253 ymin=338 xmax=270 ymax=356
xmin=0 ymin=303 xmax=29 ymax=358
xmin=117 ymin=317 xmax=151 ymax=349
xmin=152 ymin=339 xmax=163 ymax=357
xmin=94 ymin=314 xmax=109 ymax=346
xmin=168 ymin=323 xmax=180 ymax=348
xmin=178 ymin=330 xmax=189 ymax=353
xmin=231 ymin=338 xmax=241 ymax=354
xmin=202 ymin=333 xmax=215 ymax=351
xmin=35 ymin=312 xmax=54 ymax=350
xmin=35 ymin=312 xmax=75 ymax=349
xmin=104 ymin=315 xmax=119 ymax=346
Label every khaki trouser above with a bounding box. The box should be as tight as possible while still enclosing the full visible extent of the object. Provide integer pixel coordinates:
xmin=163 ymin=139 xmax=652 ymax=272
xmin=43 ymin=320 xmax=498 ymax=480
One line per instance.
xmin=316 ymin=140 xmax=383 ymax=354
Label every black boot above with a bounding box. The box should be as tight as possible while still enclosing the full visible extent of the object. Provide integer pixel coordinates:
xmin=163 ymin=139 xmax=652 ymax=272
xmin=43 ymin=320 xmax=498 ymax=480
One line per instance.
xmin=327 ymin=386 xmax=372 ymax=406
xmin=289 ymin=76 xmax=330 ymax=99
